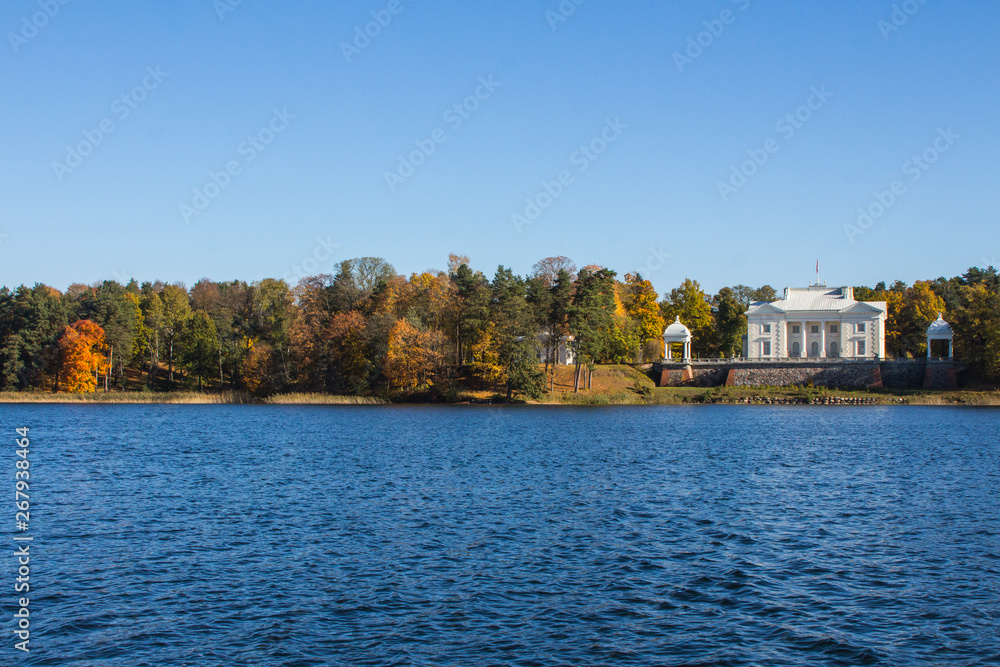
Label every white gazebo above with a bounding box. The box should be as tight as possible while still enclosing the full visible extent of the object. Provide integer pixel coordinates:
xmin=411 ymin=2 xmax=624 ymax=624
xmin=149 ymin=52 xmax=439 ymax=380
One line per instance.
xmin=926 ymin=313 xmax=954 ymax=359
xmin=663 ymin=317 xmax=692 ymax=362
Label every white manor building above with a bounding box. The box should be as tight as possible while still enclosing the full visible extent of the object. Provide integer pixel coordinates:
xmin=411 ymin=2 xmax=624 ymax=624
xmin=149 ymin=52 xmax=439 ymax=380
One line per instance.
xmin=745 ymin=285 xmax=887 ymax=360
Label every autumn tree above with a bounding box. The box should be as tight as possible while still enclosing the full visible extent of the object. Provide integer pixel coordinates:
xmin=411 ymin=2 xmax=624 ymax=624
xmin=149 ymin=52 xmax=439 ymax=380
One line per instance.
xmin=531 ymin=256 xmax=577 ymax=288
xmin=470 ymin=321 xmax=504 ymax=388
xmin=288 ymin=275 xmax=335 ymax=391
xmin=383 ymin=318 xmax=440 ymax=389
xmin=898 ymin=281 xmax=946 ymax=356
xmin=324 ymin=311 xmax=370 ymax=394
xmin=241 ymin=343 xmax=275 ymax=396
xmin=622 ymin=273 xmax=665 ymax=361
xmin=57 ymin=320 xmax=108 ymax=393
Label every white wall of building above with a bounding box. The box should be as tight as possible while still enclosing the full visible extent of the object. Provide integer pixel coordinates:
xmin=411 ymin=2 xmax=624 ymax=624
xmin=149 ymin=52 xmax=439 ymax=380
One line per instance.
xmin=745 ymin=286 xmax=886 ymax=360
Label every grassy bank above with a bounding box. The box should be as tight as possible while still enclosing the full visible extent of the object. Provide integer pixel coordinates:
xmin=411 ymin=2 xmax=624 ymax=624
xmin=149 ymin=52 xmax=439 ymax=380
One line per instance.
xmin=1 ymin=365 xmax=998 ymax=405
xmin=0 ymin=391 xmax=387 ymax=405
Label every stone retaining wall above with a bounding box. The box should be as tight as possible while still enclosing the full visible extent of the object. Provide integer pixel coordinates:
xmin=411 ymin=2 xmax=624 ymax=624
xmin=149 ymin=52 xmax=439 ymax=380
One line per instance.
xmin=654 ymin=360 xmax=959 ymax=389
xmin=880 ymin=362 xmax=925 ymax=388
xmin=728 ymin=364 xmax=879 ymax=388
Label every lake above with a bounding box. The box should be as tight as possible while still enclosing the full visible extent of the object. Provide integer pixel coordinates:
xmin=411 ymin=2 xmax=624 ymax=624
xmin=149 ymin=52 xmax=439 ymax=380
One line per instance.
xmin=2 ymin=405 xmax=998 ymax=666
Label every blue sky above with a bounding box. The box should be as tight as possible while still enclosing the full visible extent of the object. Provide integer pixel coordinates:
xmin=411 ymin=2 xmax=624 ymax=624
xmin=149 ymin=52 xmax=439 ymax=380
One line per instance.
xmin=1 ymin=0 xmax=997 ymax=296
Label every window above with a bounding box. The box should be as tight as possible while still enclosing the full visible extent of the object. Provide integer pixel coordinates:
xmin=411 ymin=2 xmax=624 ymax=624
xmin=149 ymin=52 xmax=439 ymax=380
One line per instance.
xmin=811 ymin=325 xmax=819 ymax=334
xmin=762 ymin=324 xmax=771 ymax=334
xmin=857 ymin=340 xmax=866 ymax=356
xmin=792 ymin=325 xmax=800 ymax=334
xmin=856 ymin=322 xmax=866 ymax=333
xmin=830 ymin=324 xmax=838 ymax=334
xmin=762 ymin=341 xmax=771 ymax=356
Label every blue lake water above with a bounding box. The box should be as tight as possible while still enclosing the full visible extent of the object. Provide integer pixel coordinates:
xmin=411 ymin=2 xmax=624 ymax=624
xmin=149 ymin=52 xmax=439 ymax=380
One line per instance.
xmin=2 ymin=404 xmax=999 ymax=666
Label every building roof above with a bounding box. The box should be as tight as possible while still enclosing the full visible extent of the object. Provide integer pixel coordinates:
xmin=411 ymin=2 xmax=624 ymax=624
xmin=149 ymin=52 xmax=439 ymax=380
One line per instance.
xmin=926 ymin=313 xmax=954 ymax=338
xmin=663 ymin=317 xmax=692 ymax=341
xmin=747 ymin=285 xmax=886 ymax=316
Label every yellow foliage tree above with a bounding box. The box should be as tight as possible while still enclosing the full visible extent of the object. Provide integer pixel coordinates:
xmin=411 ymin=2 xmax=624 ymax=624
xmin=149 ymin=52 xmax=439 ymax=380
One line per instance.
xmin=884 ymin=290 xmax=905 ymax=356
xmin=383 ymin=319 xmax=440 ymax=389
xmin=623 ymin=273 xmax=666 ymax=361
xmin=470 ymin=322 xmax=504 ymax=386
xmin=241 ymin=342 xmax=273 ymax=395
xmin=58 ymin=320 xmax=109 ymax=393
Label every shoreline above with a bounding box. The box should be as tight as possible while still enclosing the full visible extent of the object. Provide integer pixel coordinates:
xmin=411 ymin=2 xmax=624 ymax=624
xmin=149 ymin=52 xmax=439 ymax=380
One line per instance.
xmin=2 ymin=389 xmax=998 ymax=406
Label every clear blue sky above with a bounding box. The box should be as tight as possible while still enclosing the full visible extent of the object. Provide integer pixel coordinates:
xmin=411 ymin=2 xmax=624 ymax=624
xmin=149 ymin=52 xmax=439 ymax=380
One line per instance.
xmin=2 ymin=0 xmax=997 ymax=296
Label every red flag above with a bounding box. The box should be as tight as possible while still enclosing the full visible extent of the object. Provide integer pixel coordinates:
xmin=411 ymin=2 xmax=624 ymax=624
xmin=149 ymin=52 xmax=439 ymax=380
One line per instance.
xmin=816 ymin=259 xmax=819 ymax=274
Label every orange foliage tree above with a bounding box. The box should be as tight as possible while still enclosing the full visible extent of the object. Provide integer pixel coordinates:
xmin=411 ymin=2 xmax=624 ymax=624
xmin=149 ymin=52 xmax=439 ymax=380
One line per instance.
xmin=383 ymin=319 xmax=440 ymax=389
xmin=325 ymin=311 xmax=370 ymax=393
xmin=58 ymin=320 xmax=109 ymax=393
xmin=241 ymin=342 xmax=274 ymax=395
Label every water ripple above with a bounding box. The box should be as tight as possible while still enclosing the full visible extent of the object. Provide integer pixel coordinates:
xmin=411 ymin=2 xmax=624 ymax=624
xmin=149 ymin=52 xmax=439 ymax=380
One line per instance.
xmin=4 ymin=404 xmax=998 ymax=666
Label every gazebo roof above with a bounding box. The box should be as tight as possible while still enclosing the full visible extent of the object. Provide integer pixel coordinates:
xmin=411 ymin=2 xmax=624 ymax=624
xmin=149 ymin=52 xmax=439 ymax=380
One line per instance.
xmin=663 ymin=317 xmax=692 ymax=342
xmin=926 ymin=313 xmax=954 ymax=339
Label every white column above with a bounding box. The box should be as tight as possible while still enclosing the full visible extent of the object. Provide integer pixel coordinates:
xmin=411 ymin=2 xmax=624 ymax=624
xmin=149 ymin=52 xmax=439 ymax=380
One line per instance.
xmin=802 ymin=321 xmax=807 ymax=357
xmin=820 ymin=321 xmax=826 ymax=358
xmin=927 ymin=337 xmax=931 ymax=358
xmin=948 ymin=340 xmax=953 ymax=358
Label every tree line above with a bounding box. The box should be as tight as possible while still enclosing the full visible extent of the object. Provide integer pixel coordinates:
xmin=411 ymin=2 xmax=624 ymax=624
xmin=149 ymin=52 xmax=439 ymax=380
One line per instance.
xmin=1 ymin=256 xmax=997 ymax=396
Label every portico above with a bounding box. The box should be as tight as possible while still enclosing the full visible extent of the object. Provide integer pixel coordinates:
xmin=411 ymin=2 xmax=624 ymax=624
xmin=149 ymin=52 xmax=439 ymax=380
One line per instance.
xmin=745 ymin=285 xmax=887 ymax=360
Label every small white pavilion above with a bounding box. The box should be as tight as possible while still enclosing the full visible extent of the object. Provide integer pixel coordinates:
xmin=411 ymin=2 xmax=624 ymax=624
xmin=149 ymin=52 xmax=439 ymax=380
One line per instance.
xmin=926 ymin=313 xmax=954 ymax=359
xmin=663 ymin=317 xmax=692 ymax=362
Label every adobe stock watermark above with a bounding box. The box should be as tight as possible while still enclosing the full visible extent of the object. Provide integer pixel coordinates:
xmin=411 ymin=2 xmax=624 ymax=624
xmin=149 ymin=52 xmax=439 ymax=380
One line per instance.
xmin=214 ymin=0 xmax=243 ymax=21
xmin=843 ymin=127 xmax=959 ymax=244
xmin=179 ymin=107 xmax=295 ymax=224
xmin=546 ymin=0 xmax=587 ymax=31
xmin=637 ymin=245 xmax=671 ymax=275
xmin=878 ymin=0 xmax=928 ymax=40
xmin=341 ymin=0 xmax=410 ymax=63
xmin=673 ymin=0 xmax=751 ymax=73
xmin=716 ymin=84 xmax=833 ymax=202
xmin=384 ymin=75 xmax=502 ymax=192
xmin=51 ymin=66 xmax=168 ymax=182
xmin=7 ymin=0 xmax=71 ymax=54
xmin=511 ymin=117 xmax=628 ymax=233
xmin=111 ymin=267 xmax=132 ymax=285
xmin=283 ymin=236 xmax=340 ymax=285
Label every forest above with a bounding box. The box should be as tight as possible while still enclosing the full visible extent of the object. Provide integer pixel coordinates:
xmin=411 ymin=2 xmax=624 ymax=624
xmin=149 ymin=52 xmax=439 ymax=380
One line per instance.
xmin=1 ymin=255 xmax=998 ymax=397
